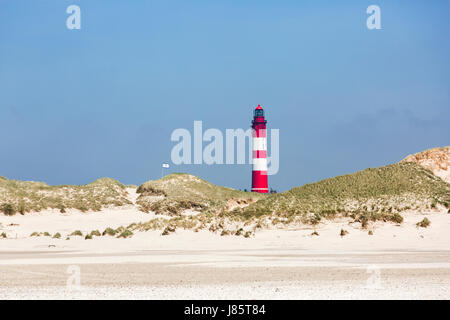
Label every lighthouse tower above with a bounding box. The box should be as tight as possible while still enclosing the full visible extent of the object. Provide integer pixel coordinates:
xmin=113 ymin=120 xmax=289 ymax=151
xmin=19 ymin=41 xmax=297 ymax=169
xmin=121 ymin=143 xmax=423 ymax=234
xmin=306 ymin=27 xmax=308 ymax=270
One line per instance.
xmin=251 ymin=104 xmax=269 ymax=193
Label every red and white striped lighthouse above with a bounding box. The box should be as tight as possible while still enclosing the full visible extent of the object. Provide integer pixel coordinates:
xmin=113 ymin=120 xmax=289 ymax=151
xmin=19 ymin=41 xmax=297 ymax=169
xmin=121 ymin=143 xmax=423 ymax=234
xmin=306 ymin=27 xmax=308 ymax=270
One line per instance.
xmin=251 ymin=104 xmax=269 ymax=193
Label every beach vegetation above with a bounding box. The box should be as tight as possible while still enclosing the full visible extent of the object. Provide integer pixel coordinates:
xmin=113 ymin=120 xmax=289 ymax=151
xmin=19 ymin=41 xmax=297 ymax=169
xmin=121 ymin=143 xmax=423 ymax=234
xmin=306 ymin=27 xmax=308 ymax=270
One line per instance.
xmin=416 ymin=217 xmax=431 ymax=228
xmin=117 ymin=229 xmax=133 ymax=238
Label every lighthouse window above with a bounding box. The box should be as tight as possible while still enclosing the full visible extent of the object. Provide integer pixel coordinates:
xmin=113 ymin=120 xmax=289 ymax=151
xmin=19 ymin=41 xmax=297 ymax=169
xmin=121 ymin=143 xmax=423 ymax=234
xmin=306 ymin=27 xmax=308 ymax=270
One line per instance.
xmin=255 ymin=109 xmax=264 ymax=117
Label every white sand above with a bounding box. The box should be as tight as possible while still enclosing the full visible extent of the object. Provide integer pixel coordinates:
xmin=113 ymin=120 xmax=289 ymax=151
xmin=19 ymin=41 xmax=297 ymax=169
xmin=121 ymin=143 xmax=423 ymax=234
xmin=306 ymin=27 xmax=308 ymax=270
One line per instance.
xmin=0 ymin=205 xmax=449 ymax=299
xmin=0 ymin=207 xmax=154 ymax=239
xmin=1 ymin=281 xmax=449 ymax=300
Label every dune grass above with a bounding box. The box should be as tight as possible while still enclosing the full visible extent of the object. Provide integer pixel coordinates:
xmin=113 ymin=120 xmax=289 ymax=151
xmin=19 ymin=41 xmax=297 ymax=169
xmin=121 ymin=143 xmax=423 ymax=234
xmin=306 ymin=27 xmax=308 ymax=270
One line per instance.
xmin=229 ymin=163 xmax=450 ymax=223
xmin=5 ymin=156 xmax=450 ymax=239
xmin=416 ymin=217 xmax=431 ymax=228
xmin=115 ymin=162 xmax=449 ymax=235
xmin=136 ymin=173 xmax=264 ymax=215
xmin=0 ymin=177 xmax=131 ymax=214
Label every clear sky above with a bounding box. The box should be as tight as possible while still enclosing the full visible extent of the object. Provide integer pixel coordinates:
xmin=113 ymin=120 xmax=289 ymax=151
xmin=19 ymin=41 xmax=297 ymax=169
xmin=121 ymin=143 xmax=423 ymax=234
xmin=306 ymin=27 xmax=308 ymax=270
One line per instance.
xmin=0 ymin=0 xmax=449 ymax=191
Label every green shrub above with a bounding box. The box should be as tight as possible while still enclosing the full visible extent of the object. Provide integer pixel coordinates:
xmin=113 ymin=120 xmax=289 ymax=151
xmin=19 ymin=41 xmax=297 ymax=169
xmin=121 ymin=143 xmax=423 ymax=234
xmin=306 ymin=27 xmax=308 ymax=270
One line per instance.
xmin=359 ymin=215 xmax=369 ymax=229
xmin=53 ymin=232 xmax=61 ymax=239
xmin=1 ymin=232 xmax=6 ymax=238
xmin=308 ymin=213 xmax=322 ymax=225
xmin=1 ymin=203 xmax=15 ymax=216
xmin=18 ymin=204 xmax=26 ymax=215
xmin=115 ymin=226 xmax=125 ymax=234
xmin=117 ymin=229 xmax=133 ymax=238
xmin=43 ymin=232 xmax=51 ymax=237
xmin=431 ymin=199 xmax=437 ymax=209
xmin=69 ymin=230 xmax=83 ymax=236
xmin=390 ymin=213 xmax=404 ymax=224
xmin=416 ymin=217 xmax=431 ymax=228
xmin=102 ymin=227 xmax=116 ymax=236
xmin=30 ymin=232 xmax=40 ymax=237
xmin=90 ymin=230 xmax=101 ymax=237
xmin=161 ymin=226 xmax=175 ymax=236
xmin=85 ymin=234 xmax=93 ymax=240
xmin=340 ymin=229 xmax=349 ymax=237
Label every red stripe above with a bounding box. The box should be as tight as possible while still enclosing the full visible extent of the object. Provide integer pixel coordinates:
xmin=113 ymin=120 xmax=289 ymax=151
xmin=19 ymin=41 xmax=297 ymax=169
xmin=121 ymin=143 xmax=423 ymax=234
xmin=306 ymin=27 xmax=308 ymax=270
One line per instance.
xmin=253 ymin=150 xmax=267 ymax=158
xmin=252 ymin=170 xmax=268 ymax=175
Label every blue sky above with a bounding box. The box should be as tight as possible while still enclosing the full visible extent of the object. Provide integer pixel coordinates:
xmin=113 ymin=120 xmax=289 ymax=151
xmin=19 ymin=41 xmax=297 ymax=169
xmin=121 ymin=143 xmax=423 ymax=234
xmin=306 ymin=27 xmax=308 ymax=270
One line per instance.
xmin=0 ymin=0 xmax=449 ymax=191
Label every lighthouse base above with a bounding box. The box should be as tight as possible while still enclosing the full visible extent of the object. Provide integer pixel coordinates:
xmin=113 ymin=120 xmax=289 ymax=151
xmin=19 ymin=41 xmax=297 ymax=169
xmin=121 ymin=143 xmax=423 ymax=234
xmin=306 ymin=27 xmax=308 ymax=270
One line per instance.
xmin=251 ymin=171 xmax=268 ymax=193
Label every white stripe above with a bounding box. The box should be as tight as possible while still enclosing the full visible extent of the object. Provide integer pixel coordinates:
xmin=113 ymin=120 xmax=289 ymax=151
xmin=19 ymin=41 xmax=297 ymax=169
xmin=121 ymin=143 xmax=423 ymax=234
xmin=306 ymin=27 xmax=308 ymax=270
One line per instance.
xmin=252 ymin=187 xmax=268 ymax=191
xmin=252 ymin=137 xmax=266 ymax=151
xmin=252 ymin=158 xmax=267 ymax=171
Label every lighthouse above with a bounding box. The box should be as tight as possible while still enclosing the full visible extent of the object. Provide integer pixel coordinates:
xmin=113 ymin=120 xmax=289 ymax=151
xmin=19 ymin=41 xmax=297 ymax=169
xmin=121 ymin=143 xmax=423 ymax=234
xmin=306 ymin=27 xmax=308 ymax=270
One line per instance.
xmin=251 ymin=104 xmax=269 ymax=193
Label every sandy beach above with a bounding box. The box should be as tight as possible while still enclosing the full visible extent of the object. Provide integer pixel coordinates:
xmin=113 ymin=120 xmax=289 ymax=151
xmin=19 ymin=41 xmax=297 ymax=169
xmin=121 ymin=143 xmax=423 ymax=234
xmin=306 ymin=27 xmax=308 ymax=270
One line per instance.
xmin=1 ymin=201 xmax=449 ymax=299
